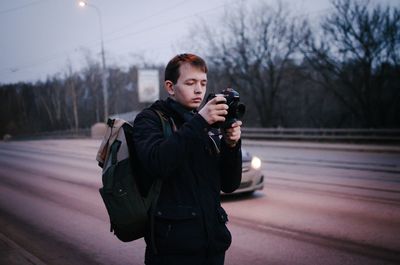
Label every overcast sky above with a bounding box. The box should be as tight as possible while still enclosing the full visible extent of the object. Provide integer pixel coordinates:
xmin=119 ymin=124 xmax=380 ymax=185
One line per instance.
xmin=0 ymin=0 xmax=397 ymax=84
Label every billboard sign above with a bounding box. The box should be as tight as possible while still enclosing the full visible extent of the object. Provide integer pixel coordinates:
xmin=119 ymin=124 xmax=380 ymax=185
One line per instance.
xmin=138 ymin=69 xmax=160 ymax=103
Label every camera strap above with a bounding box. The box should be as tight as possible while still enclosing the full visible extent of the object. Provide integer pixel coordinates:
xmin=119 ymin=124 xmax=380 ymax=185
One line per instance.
xmin=207 ymin=130 xmax=220 ymax=154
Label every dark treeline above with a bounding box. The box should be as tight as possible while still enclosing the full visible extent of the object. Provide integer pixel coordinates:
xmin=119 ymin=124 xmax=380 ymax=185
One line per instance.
xmin=0 ymin=0 xmax=399 ymax=137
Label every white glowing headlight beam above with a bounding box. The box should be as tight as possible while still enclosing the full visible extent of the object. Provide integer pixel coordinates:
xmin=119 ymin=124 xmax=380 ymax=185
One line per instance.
xmin=251 ymin=156 xmax=262 ymax=170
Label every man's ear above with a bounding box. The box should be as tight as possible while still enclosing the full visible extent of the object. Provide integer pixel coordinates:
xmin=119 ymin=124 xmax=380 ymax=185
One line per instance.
xmin=165 ymin=80 xmax=174 ymax=96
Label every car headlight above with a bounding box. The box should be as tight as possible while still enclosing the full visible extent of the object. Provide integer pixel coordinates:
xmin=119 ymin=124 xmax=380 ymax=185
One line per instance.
xmin=251 ymin=156 xmax=261 ymax=170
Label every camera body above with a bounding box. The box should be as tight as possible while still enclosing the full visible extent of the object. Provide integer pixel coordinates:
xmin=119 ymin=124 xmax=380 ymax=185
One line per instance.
xmin=206 ymin=88 xmax=246 ymax=129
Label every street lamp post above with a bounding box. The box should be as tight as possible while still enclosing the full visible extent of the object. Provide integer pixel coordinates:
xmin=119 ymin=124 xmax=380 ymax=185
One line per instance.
xmin=79 ymin=1 xmax=109 ymax=122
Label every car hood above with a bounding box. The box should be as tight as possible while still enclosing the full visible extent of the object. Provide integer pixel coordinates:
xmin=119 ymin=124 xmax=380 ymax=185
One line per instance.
xmin=241 ymin=148 xmax=252 ymax=162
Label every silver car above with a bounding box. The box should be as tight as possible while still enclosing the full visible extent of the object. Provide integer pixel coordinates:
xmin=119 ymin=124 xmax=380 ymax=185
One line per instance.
xmin=223 ymin=149 xmax=264 ymax=195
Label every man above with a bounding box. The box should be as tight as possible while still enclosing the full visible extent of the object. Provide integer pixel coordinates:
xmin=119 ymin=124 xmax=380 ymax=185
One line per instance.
xmin=133 ymin=53 xmax=242 ymax=265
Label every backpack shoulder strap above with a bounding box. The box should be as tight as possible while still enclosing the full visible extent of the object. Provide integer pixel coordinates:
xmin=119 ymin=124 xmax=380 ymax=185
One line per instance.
xmin=148 ymin=109 xmax=175 ymax=255
xmin=152 ymin=109 xmax=176 ymax=136
xmin=146 ymin=109 xmax=175 ymax=197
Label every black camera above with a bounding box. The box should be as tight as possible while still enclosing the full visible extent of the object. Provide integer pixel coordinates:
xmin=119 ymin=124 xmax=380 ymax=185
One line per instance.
xmin=206 ymin=88 xmax=246 ymax=129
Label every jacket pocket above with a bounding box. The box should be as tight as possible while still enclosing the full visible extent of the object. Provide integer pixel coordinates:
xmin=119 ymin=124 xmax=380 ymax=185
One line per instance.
xmin=217 ymin=206 xmax=229 ymax=224
xmin=214 ymin=206 xmax=232 ymax=253
xmin=153 ymin=205 xmax=206 ymax=254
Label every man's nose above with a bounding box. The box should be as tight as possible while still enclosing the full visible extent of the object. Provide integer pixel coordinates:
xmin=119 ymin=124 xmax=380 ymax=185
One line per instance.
xmin=194 ymin=83 xmax=202 ymax=94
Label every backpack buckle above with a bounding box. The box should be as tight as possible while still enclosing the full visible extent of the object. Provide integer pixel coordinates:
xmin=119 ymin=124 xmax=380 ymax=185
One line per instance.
xmin=107 ymin=118 xmax=115 ymax=127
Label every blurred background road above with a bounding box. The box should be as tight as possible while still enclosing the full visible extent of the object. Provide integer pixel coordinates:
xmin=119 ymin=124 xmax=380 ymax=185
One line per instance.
xmin=0 ymin=139 xmax=399 ymax=265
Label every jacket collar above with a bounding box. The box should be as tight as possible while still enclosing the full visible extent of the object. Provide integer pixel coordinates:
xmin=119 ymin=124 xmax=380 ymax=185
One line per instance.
xmin=166 ymin=97 xmax=197 ymax=123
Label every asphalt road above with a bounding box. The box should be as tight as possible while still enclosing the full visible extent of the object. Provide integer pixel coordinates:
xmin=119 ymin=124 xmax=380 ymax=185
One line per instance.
xmin=0 ymin=139 xmax=399 ymax=265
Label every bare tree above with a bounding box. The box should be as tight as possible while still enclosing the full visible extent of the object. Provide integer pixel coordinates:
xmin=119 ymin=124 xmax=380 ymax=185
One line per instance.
xmin=50 ymin=76 xmax=64 ymax=126
xmin=81 ymin=61 xmax=103 ymax=123
xmin=33 ymin=75 xmax=65 ymax=129
xmin=302 ymin=0 xmax=400 ymax=128
xmin=0 ymin=84 xmax=35 ymax=135
xmin=65 ymin=64 xmax=80 ymax=130
xmin=108 ymin=67 xmax=127 ymax=115
xmin=191 ymin=1 xmax=307 ymax=127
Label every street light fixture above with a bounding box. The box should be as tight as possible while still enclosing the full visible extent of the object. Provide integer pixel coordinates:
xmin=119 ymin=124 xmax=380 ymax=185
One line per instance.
xmin=78 ymin=1 xmax=109 ymax=122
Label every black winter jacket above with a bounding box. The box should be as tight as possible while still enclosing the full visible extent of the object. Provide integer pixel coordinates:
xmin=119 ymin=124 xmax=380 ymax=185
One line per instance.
xmin=132 ymin=98 xmax=242 ymax=256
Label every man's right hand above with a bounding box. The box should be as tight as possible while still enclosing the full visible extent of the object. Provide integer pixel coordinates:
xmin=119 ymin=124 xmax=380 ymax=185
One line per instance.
xmin=198 ymin=96 xmax=228 ymax=125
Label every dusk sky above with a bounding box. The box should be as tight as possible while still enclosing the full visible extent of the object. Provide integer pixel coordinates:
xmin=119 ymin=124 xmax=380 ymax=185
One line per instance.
xmin=0 ymin=0 xmax=397 ymax=84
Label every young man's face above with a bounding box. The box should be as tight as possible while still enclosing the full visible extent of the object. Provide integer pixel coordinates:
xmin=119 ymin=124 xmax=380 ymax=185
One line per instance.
xmin=166 ymin=62 xmax=207 ymax=109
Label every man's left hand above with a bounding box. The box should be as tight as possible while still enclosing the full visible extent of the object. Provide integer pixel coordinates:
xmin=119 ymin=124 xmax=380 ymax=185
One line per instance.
xmin=222 ymin=120 xmax=242 ymax=147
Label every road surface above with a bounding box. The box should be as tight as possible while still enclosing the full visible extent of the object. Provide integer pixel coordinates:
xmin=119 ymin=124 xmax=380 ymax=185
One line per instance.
xmin=0 ymin=139 xmax=399 ymax=265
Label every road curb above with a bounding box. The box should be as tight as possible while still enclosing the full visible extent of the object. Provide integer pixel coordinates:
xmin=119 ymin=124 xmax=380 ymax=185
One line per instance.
xmin=0 ymin=232 xmax=47 ymax=265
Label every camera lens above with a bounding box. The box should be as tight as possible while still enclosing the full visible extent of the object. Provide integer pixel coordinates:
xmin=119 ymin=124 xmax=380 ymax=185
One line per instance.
xmin=236 ymin=103 xmax=246 ymax=119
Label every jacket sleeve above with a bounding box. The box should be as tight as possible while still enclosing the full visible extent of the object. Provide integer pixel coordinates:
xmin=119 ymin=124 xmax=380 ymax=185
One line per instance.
xmin=133 ymin=109 xmax=209 ymax=180
xmin=219 ymin=140 xmax=242 ymax=193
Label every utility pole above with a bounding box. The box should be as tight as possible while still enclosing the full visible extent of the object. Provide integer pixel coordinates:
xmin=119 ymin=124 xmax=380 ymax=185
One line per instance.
xmin=79 ymin=1 xmax=108 ymax=121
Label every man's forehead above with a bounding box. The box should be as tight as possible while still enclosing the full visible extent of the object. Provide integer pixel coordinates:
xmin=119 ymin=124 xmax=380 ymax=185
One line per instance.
xmin=179 ymin=63 xmax=207 ymax=80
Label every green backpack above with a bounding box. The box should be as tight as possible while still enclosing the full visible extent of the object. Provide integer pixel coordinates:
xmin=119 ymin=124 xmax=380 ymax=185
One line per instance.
xmin=96 ymin=110 xmax=172 ymax=242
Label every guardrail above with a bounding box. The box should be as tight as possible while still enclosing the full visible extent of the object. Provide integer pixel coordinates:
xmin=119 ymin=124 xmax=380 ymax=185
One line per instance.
xmin=241 ymin=128 xmax=400 ymax=143
xmin=5 ymin=127 xmax=400 ymax=144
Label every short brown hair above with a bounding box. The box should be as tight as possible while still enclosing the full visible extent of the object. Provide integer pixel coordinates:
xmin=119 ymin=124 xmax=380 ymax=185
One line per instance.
xmin=164 ymin=53 xmax=208 ymax=84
